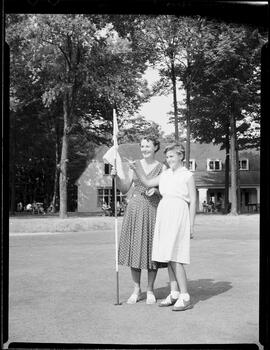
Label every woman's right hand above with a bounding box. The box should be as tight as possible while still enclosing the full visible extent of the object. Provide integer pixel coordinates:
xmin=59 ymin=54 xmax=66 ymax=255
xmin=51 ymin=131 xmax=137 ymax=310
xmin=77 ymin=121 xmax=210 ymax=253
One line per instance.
xmin=111 ymin=166 xmax=117 ymax=176
xmin=127 ymin=160 xmax=136 ymax=171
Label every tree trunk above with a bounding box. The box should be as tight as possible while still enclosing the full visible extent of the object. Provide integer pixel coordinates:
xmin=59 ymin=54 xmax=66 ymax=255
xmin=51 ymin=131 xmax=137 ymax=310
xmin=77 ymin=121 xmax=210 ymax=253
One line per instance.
xmin=171 ymin=60 xmax=179 ymax=141
xmin=224 ymin=131 xmax=230 ymax=213
xmin=59 ymin=92 xmax=69 ymax=218
xmin=23 ymin=185 xmax=27 ymax=207
xmin=10 ymin=157 xmax=16 ymax=214
xmin=235 ymin=141 xmax=241 ymax=213
xmin=185 ymin=85 xmax=191 ymax=168
xmin=10 ymin=113 xmax=16 ymax=214
xmin=50 ymin=117 xmax=60 ymax=213
xmin=229 ymin=106 xmax=238 ymax=215
xmin=51 ymin=158 xmax=59 ymax=213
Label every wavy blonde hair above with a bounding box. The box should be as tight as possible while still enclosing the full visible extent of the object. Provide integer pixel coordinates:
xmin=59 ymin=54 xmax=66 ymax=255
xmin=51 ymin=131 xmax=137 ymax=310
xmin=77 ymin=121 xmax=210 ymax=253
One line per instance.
xmin=164 ymin=143 xmax=185 ymax=161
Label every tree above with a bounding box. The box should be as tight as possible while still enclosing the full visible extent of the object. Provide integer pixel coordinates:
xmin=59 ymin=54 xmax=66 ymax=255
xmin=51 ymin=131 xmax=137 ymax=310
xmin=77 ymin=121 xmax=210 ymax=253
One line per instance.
xmin=143 ymin=15 xmax=184 ymax=141
xmin=143 ymin=16 xmax=218 ymax=168
xmin=118 ymin=115 xmax=163 ymax=143
xmin=190 ymin=21 xmax=264 ymax=214
xmin=6 ymin=14 xmax=152 ymax=216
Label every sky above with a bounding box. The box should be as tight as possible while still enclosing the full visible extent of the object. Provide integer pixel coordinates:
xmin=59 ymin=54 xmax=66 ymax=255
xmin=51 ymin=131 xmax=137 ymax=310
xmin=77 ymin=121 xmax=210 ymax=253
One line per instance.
xmin=134 ymin=67 xmax=177 ymax=135
xmin=138 ymin=94 xmax=175 ymax=135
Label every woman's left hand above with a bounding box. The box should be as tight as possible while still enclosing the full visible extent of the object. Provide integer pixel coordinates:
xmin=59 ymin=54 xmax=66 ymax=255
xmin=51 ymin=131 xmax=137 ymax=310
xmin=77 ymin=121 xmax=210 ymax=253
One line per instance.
xmin=145 ymin=188 xmax=157 ymax=197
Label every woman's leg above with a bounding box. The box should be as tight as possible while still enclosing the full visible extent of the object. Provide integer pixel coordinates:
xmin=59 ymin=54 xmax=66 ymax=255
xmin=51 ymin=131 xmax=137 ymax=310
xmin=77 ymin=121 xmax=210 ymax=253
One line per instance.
xmin=147 ymin=269 xmax=157 ymax=292
xmin=170 ymin=261 xmax=188 ymax=293
xmin=146 ymin=269 xmax=158 ymax=304
xmin=127 ymin=267 xmax=142 ymax=304
xmin=130 ymin=267 xmax=141 ymax=293
xmin=170 ymin=261 xmax=192 ymax=311
xmin=168 ymin=263 xmax=180 ymax=295
xmin=159 ymin=263 xmax=180 ymax=306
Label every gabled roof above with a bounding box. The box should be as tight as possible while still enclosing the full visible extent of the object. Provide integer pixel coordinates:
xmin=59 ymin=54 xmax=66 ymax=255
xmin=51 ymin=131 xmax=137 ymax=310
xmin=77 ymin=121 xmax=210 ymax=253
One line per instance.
xmin=194 ymin=170 xmax=260 ymax=187
xmin=93 ymin=142 xmax=259 ymax=165
xmin=93 ymin=142 xmax=227 ymax=162
xmin=78 ymin=142 xmax=260 ymax=185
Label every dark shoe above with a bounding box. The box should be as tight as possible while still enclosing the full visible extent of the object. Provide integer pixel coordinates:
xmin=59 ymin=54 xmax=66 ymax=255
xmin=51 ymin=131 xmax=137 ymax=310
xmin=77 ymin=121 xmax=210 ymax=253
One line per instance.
xmin=172 ymin=298 xmax=193 ymax=311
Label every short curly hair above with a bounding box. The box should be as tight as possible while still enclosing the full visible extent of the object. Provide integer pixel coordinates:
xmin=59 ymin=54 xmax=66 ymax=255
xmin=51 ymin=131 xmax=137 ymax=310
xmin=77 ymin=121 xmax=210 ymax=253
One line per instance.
xmin=139 ymin=135 xmax=160 ymax=153
xmin=164 ymin=143 xmax=185 ymax=161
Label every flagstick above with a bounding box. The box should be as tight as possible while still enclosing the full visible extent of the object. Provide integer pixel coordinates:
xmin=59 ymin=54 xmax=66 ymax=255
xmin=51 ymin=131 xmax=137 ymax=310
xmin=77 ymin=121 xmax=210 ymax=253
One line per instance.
xmin=113 ymin=108 xmax=121 ymax=306
xmin=113 ymin=172 xmax=120 ymax=305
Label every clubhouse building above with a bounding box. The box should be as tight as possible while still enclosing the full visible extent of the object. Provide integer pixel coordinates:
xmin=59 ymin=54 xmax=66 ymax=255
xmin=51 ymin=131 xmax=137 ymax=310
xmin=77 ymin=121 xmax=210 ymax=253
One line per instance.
xmin=76 ymin=142 xmax=260 ymax=214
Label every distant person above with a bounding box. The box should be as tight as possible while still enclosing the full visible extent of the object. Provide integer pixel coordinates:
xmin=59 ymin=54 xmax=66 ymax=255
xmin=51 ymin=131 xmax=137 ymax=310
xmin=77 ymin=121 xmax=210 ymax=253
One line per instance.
xmin=17 ymin=202 xmax=23 ymax=212
xmin=101 ymin=201 xmax=110 ymax=216
xmin=216 ymin=199 xmax=222 ymax=212
xmin=209 ymin=199 xmax=215 ymax=212
xmin=26 ymin=203 xmax=32 ymax=213
xmin=112 ymin=135 xmax=166 ymax=305
xmin=130 ymin=143 xmax=196 ymax=311
xmin=202 ymin=200 xmax=208 ymax=213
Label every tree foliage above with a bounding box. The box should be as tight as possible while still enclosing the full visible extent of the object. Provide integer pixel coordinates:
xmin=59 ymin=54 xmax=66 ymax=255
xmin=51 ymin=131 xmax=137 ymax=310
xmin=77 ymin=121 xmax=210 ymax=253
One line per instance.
xmin=118 ymin=115 xmax=163 ymax=143
xmin=190 ymin=22 xmax=264 ymax=149
xmin=6 ymin=14 xmax=153 ymax=214
xmin=6 ymin=14 xmax=265 ymax=215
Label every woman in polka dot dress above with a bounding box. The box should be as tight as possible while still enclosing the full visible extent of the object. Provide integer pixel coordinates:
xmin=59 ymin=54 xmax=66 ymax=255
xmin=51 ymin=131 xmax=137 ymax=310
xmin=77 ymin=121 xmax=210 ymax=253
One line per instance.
xmin=115 ymin=136 xmax=165 ymax=305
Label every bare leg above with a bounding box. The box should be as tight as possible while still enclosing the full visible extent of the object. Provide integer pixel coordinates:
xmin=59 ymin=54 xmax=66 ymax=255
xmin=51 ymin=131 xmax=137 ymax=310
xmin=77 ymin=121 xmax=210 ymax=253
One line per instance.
xmin=147 ymin=269 xmax=157 ymax=292
xmin=127 ymin=267 xmax=142 ymax=304
xmin=159 ymin=263 xmax=180 ymax=306
xmin=130 ymin=267 xmax=141 ymax=293
xmin=146 ymin=269 xmax=157 ymax=304
xmin=170 ymin=261 xmax=192 ymax=311
xmin=168 ymin=263 xmax=180 ymax=293
xmin=170 ymin=261 xmax=188 ymax=293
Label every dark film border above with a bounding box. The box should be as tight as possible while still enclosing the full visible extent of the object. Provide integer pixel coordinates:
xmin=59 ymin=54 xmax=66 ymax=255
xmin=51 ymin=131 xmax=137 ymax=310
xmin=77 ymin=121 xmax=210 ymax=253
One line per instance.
xmin=2 ymin=1 xmax=269 ymax=349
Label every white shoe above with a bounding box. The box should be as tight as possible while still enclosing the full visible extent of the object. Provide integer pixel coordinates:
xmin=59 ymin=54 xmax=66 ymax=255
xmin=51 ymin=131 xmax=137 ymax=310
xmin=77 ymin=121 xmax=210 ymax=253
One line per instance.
xmin=126 ymin=291 xmax=142 ymax=304
xmin=172 ymin=297 xmax=192 ymax=311
xmin=159 ymin=293 xmax=178 ymax=307
xmin=146 ymin=291 xmax=156 ymax=304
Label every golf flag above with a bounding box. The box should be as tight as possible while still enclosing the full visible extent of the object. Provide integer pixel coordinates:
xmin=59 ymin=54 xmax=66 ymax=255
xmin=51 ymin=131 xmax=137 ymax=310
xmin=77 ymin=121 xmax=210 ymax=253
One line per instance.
xmin=103 ymin=110 xmax=125 ymax=179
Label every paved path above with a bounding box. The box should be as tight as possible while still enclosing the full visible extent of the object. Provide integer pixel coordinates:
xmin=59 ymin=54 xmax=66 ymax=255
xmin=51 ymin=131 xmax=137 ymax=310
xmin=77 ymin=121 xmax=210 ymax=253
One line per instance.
xmin=7 ymin=215 xmax=260 ymax=346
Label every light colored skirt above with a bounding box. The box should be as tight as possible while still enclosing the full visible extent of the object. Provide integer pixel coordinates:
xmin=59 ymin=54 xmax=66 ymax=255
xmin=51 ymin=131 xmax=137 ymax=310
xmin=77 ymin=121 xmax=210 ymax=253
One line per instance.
xmin=152 ymin=196 xmax=190 ymax=264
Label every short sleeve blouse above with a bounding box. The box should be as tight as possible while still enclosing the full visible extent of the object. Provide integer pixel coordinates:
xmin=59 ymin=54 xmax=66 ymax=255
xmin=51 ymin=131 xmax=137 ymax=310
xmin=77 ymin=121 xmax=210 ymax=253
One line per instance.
xmin=159 ymin=166 xmax=193 ymax=203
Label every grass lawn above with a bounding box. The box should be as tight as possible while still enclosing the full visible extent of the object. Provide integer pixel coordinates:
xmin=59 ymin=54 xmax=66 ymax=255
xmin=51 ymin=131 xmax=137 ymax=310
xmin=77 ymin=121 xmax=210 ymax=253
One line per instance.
xmin=9 ymin=212 xmax=260 ymax=234
xmin=7 ymin=213 xmax=260 ymax=345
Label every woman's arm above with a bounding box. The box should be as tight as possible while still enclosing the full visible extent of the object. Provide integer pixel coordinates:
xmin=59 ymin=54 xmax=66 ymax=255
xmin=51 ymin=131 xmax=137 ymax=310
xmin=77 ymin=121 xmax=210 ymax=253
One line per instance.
xmin=187 ymin=175 xmax=196 ymax=235
xmin=129 ymin=161 xmax=160 ymax=188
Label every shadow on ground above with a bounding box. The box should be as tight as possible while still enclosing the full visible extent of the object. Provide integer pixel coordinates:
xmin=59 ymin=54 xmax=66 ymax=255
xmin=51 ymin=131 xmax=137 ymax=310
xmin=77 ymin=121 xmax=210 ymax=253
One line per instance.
xmin=139 ymin=279 xmax=232 ymax=305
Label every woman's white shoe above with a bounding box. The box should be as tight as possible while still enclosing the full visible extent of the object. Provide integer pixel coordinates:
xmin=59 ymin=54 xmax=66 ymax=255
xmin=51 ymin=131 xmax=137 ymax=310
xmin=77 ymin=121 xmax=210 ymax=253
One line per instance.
xmin=127 ymin=291 xmax=142 ymax=304
xmin=146 ymin=291 xmax=156 ymax=304
xmin=159 ymin=293 xmax=178 ymax=307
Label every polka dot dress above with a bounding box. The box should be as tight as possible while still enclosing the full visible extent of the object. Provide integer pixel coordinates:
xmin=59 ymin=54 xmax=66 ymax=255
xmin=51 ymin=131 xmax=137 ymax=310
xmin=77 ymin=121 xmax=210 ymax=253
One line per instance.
xmin=118 ymin=160 xmax=164 ymax=270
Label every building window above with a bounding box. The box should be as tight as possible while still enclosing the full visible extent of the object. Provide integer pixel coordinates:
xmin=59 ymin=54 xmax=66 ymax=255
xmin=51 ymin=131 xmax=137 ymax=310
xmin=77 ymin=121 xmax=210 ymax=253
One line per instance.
xmin=207 ymin=159 xmax=222 ymax=171
xmin=97 ymin=187 xmax=126 ymax=207
xmin=104 ymin=163 xmax=112 ymax=175
xmin=183 ymin=159 xmax=196 ymax=171
xmin=239 ymin=159 xmax=249 ymax=170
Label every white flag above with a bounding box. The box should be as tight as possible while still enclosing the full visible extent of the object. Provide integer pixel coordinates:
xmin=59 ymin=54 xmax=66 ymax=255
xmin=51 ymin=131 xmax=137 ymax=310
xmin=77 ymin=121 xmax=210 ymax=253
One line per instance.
xmin=103 ymin=146 xmax=125 ymax=180
xmin=103 ymin=109 xmax=125 ymax=179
